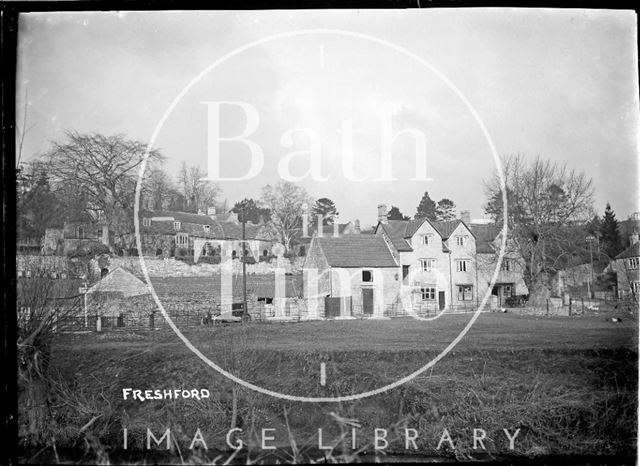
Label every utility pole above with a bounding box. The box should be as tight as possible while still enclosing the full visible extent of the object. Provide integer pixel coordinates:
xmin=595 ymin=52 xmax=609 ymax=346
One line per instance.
xmin=586 ymin=235 xmax=596 ymax=299
xmin=241 ymin=203 xmax=248 ymax=322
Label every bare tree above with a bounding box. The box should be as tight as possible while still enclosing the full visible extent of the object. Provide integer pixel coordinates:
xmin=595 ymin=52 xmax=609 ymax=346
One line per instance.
xmin=484 ymin=154 xmax=595 ymax=304
xmin=261 ymin=181 xmax=313 ymax=252
xmin=177 ymin=162 xmax=221 ymax=213
xmin=17 ymin=258 xmax=83 ymax=445
xmin=143 ymin=167 xmax=176 ymax=211
xmin=43 ymin=131 xmax=163 ymax=250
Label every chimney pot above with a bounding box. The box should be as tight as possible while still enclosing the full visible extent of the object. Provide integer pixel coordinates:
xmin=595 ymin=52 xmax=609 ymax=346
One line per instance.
xmin=460 ymin=210 xmax=471 ymax=224
xmin=354 ymin=219 xmax=361 ymax=234
xmin=378 ymin=204 xmax=388 ymax=224
xmin=317 ymin=214 xmax=323 ymax=237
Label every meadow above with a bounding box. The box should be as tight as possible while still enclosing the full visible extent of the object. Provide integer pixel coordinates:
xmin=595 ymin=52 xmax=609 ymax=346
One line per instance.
xmin=21 ymin=310 xmax=637 ymax=464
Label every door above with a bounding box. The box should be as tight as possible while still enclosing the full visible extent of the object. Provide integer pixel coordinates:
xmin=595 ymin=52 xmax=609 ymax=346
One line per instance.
xmin=324 ymin=297 xmax=342 ymax=318
xmin=492 ymin=286 xmax=502 ymax=306
xmin=438 ymin=291 xmax=445 ymax=310
xmin=402 ymin=265 xmax=410 ymax=280
xmin=362 ymin=288 xmax=374 ymax=315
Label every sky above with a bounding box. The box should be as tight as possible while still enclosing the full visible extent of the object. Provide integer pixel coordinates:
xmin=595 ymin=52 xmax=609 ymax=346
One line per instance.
xmin=16 ymin=9 xmax=639 ymax=228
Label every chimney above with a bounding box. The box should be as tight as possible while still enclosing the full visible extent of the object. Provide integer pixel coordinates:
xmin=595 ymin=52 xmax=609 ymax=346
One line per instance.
xmin=378 ymin=204 xmax=388 ymax=224
xmin=354 ymin=219 xmax=361 ymax=234
xmin=207 ymin=206 xmax=217 ymax=220
xmin=317 ymin=214 xmax=323 ymax=237
xmin=302 ymin=203 xmax=309 ymax=237
xmin=630 ymin=229 xmax=639 ymax=246
xmin=333 ymin=215 xmax=340 ymax=237
xmin=460 ymin=210 xmax=471 ymax=224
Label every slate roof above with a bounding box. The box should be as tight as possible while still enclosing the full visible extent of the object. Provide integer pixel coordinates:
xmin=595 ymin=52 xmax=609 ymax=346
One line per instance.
xmin=616 ymin=241 xmax=640 ymax=259
xmin=140 ymin=210 xmax=269 ymax=240
xmin=87 ymin=267 xmax=150 ymax=297
xmin=315 ymin=235 xmax=398 ymax=268
xmin=469 ymin=224 xmax=500 ymax=254
xmin=432 ymin=219 xmax=466 ymax=240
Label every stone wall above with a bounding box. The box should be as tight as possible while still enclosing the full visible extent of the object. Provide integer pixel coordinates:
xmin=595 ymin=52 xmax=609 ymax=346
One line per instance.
xmin=106 ymin=256 xmax=306 ymax=278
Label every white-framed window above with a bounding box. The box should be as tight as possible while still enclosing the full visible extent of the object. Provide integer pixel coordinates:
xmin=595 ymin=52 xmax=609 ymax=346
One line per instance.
xmin=503 ymin=285 xmax=513 ymax=297
xmin=203 ymin=225 xmax=211 ymax=233
xmin=420 ymin=258 xmax=436 ymax=271
xmin=501 ymin=259 xmax=512 ymax=271
xmin=455 ymin=236 xmax=466 ymax=246
xmin=457 ymin=285 xmax=473 ymax=301
xmin=362 ymin=270 xmax=373 ymax=282
xmin=421 ymin=234 xmax=433 ymax=245
xmin=420 ymin=287 xmax=436 ymax=301
xmin=628 ymin=258 xmax=639 ymax=270
xmin=630 ymin=282 xmax=640 ymax=294
xmin=176 ymin=233 xmax=188 ymax=245
xmin=456 ymin=260 xmax=470 ymax=272
xmin=142 ymin=218 xmax=151 ymax=227
xmin=173 ymin=221 xmax=181 ymax=231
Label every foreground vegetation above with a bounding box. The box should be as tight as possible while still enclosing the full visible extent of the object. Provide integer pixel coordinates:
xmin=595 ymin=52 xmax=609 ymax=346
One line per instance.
xmin=17 ymin=313 xmax=637 ymax=464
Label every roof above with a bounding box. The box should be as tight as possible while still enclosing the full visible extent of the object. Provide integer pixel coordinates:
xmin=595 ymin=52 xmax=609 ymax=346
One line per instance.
xmin=87 ymin=267 xmax=150 ymax=297
xmin=315 ymin=235 xmax=398 ymax=268
xmin=616 ymin=241 xmax=640 ymax=259
xmin=432 ymin=219 xmax=467 ymax=240
xmin=378 ymin=223 xmax=412 ymax=251
xmin=469 ymin=224 xmax=500 ymax=254
xmin=140 ymin=210 xmax=269 ymax=240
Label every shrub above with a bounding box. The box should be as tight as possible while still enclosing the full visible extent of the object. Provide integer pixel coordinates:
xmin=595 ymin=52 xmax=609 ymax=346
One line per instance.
xmin=198 ymin=255 xmax=220 ymax=265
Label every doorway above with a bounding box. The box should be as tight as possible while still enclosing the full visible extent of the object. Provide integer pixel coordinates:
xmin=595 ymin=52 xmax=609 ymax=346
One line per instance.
xmin=362 ymin=288 xmax=374 ymax=315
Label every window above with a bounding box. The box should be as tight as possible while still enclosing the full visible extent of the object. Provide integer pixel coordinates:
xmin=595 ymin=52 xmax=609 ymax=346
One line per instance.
xmin=173 ymin=221 xmax=181 ymax=231
xmin=628 ymin=258 xmax=639 ymax=270
xmin=631 ymin=282 xmax=640 ymax=294
xmin=421 ymin=234 xmax=433 ymax=245
xmin=203 ymin=225 xmax=211 ymax=233
xmin=232 ymin=250 xmax=237 ymax=258
xmin=176 ymin=233 xmax=189 ymax=246
xmin=258 ymin=297 xmax=274 ymax=304
xmin=362 ymin=270 xmax=373 ymax=282
xmin=142 ymin=218 xmax=151 ymax=227
xmin=420 ymin=259 xmax=436 ymax=271
xmin=420 ymin=287 xmax=436 ymax=301
xmin=501 ymin=259 xmax=512 ymax=271
xmin=503 ymin=285 xmax=513 ymax=297
xmin=77 ymin=227 xmax=85 ymax=239
xmin=457 ymin=285 xmax=473 ymax=301
xmin=456 ymin=260 xmax=469 ymax=272
xmin=455 ymin=236 xmax=466 ymax=246
xmin=263 ymin=249 xmax=269 ymax=257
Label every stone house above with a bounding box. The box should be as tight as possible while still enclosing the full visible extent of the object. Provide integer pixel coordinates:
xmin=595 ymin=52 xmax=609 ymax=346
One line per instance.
xmin=139 ymin=210 xmax=274 ymax=262
xmin=610 ymin=238 xmax=640 ymax=299
xmin=375 ymin=206 xmax=479 ymax=312
xmin=43 ymin=221 xmax=109 ymax=255
xmin=469 ymin=223 xmax=529 ymax=307
xmin=303 ymin=234 xmax=399 ymax=318
xmin=302 ymin=204 xmax=530 ymax=318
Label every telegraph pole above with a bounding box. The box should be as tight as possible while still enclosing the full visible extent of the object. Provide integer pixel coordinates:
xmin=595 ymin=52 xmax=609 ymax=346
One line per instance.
xmin=241 ymin=203 xmax=248 ymax=322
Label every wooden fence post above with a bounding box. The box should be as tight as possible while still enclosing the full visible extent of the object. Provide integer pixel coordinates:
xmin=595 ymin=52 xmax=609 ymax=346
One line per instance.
xmin=569 ymin=297 xmax=572 ymax=316
xmin=546 ymin=299 xmax=549 ymax=316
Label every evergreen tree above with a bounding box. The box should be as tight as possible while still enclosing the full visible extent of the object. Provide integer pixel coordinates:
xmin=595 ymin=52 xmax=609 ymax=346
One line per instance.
xmin=311 ymin=198 xmax=339 ymax=225
xmin=231 ymin=198 xmax=271 ymax=224
xmin=415 ymin=191 xmax=437 ymax=221
xmin=600 ymin=203 xmax=623 ymax=259
xmin=435 ymin=198 xmax=457 ymax=221
xmin=387 ymin=206 xmax=410 ymax=221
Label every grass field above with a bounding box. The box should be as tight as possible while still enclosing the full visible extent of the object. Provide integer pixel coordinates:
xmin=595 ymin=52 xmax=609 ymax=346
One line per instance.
xmin=30 ymin=311 xmax=637 ymax=463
